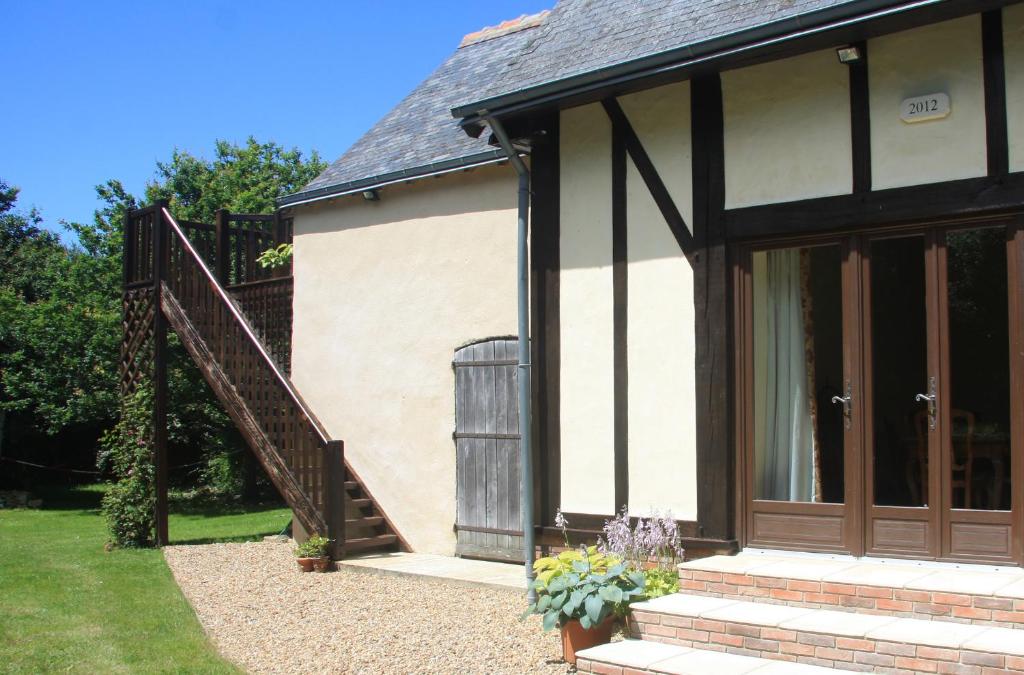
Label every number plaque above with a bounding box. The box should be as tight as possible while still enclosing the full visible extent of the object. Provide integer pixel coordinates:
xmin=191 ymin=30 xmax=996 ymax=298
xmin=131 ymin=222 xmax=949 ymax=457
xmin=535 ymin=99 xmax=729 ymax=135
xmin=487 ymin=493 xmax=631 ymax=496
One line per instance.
xmin=900 ymin=93 xmax=950 ymax=123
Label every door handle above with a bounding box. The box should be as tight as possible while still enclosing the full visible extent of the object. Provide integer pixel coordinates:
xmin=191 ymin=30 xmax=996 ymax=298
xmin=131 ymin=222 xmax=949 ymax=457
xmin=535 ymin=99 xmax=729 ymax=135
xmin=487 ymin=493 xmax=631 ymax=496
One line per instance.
xmin=831 ymin=380 xmax=852 ymax=430
xmin=915 ymin=376 xmax=937 ymax=430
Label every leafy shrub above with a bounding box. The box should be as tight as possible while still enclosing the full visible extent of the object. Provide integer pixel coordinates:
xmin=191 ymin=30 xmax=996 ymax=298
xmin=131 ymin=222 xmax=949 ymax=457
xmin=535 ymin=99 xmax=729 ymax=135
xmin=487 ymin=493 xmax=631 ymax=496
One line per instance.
xmin=533 ymin=545 xmax=619 ymax=588
xmin=295 ymin=535 xmax=331 ymax=558
xmin=199 ymin=448 xmax=244 ymax=498
xmin=525 ymin=548 xmax=645 ymax=630
xmin=98 ymin=384 xmax=155 ymax=548
xmin=256 ymin=243 xmax=293 ymax=269
xmin=642 ymin=567 xmax=680 ymax=600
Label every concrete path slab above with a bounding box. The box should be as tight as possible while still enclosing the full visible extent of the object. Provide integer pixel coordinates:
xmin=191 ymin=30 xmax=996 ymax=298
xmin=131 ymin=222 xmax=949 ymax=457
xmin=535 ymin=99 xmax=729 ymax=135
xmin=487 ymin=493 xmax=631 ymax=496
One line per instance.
xmin=337 ymin=552 xmax=527 ymax=590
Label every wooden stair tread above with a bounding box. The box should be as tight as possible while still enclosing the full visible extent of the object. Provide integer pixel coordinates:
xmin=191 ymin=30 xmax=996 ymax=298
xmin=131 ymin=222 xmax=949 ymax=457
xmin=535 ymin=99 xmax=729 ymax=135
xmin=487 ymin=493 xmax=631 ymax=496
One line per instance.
xmin=345 ymin=534 xmax=398 ymax=551
xmin=343 ymin=481 xmax=359 ymax=490
xmin=349 ymin=498 xmax=373 ymax=508
xmin=346 ymin=516 xmax=384 ymax=527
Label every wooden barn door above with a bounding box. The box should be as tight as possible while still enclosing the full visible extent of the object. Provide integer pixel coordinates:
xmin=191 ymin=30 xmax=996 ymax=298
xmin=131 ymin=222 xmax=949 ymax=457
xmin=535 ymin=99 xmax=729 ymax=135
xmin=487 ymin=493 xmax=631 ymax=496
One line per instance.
xmin=453 ymin=339 xmax=524 ymax=562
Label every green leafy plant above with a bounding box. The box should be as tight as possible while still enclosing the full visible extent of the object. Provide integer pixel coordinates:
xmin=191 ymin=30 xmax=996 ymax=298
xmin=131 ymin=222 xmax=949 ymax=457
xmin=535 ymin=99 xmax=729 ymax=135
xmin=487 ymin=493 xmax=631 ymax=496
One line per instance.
xmin=525 ymin=547 xmax=645 ymax=631
xmin=533 ymin=545 xmax=619 ymax=588
xmin=98 ymin=384 xmax=156 ymax=548
xmin=294 ymin=535 xmax=331 ymax=558
xmin=256 ymin=243 xmax=293 ymax=269
xmin=641 ymin=567 xmax=680 ymax=600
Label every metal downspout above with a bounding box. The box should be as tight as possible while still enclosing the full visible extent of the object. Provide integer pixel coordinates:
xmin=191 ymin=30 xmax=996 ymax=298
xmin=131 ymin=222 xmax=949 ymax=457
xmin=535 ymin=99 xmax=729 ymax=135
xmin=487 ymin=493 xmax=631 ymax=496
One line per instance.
xmin=487 ymin=117 xmax=536 ymax=602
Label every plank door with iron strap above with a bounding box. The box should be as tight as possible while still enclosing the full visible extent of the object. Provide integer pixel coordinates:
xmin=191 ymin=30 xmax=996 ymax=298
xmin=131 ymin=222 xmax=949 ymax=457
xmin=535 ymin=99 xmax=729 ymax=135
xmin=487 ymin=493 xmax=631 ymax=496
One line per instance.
xmin=453 ymin=338 xmax=523 ymax=562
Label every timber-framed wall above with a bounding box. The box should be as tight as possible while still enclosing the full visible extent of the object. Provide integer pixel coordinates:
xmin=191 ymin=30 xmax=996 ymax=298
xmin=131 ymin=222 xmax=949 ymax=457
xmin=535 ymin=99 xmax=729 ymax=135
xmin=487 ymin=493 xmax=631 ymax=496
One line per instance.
xmin=520 ymin=2 xmax=1024 ymax=559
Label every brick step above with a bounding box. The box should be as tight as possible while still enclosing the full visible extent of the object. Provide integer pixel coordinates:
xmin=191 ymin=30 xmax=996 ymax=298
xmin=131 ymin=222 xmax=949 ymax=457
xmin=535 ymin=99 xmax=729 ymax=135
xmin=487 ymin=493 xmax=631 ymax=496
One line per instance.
xmin=575 ymin=639 xmax=846 ymax=674
xmin=630 ymin=592 xmax=1024 ymax=673
xmin=678 ymin=553 xmax=1024 ymax=629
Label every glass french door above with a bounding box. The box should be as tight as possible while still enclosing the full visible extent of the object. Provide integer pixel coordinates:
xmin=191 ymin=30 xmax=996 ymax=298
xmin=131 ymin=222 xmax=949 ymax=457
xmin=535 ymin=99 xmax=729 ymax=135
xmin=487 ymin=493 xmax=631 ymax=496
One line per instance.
xmin=740 ymin=237 xmax=863 ymax=554
xmin=740 ymin=216 xmax=1024 ymax=563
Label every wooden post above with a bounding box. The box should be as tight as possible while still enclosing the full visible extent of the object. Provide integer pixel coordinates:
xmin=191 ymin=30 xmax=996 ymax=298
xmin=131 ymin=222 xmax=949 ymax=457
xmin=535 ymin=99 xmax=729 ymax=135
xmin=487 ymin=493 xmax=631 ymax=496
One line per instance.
xmin=214 ymin=208 xmax=231 ymax=286
xmin=273 ymin=211 xmax=287 ymax=279
xmin=152 ymin=200 xmax=170 ymax=547
xmin=325 ymin=440 xmax=346 ymax=560
xmin=123 ymin=208 xmax=136 ymax=287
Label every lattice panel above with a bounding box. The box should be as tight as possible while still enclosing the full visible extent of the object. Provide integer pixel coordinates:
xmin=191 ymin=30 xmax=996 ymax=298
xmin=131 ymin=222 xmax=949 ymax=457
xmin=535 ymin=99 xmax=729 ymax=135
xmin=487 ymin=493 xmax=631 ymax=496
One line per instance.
xmin=120 ymin=287 xmax=155 ymax=395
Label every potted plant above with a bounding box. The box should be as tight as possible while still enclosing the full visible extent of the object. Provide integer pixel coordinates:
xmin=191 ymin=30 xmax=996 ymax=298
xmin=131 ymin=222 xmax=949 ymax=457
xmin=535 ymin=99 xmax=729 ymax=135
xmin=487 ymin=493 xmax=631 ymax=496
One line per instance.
xmin=294 ymin=535 xmax=332 ymax=572
xmin=524 ymin=545 xmax=645 ymax=665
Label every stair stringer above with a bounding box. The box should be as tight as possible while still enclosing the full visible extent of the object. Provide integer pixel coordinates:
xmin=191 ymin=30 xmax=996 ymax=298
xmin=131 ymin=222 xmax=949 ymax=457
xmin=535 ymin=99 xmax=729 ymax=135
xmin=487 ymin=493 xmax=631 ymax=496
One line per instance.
xmin=161 ymin=284 xmax=327 ymax=536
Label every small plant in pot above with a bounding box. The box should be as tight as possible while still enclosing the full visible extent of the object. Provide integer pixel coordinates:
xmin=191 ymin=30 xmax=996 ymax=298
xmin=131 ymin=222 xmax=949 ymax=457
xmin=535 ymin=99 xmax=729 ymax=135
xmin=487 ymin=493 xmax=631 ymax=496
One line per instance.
xmin=523 ymin=545 xmax=645 ymax=665
xmin=294 ymin=535 xmax=332 ymax=572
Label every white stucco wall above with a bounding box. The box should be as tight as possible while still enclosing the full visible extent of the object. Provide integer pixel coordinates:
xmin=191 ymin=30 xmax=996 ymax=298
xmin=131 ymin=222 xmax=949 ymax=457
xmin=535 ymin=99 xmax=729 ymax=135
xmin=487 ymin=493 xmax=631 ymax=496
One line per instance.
xmin=1006 ymin=4 xmax=1024 ymax=172
xmin=869 ymin=15 xmax=987 ymax=189
xmin=625 ymin=155 xmax=698 ymax=520
xmin=618 ymin=81 xmax=694 ymax=228
xmin=289 ymin=165 xmax=517 ymax=555
xmin=559 ymin=103 xmax=616 ymax=515
xmin=722 ymin=48 xmax=852 ymax=208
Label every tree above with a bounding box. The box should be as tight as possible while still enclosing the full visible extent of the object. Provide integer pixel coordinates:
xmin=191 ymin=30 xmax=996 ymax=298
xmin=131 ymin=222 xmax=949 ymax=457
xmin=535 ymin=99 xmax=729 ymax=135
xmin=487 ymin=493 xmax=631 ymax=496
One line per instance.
xmin=144 ymin=136 xmax=325 ymax=224
xmin=1 ymin=137 xmax=326 ymax=492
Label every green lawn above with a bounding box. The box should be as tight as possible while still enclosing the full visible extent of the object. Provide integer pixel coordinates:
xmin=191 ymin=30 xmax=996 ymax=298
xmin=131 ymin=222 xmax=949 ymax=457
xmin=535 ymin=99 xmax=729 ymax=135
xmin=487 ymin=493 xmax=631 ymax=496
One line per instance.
xmin=0 ymin=484 xmax=291 ymax=674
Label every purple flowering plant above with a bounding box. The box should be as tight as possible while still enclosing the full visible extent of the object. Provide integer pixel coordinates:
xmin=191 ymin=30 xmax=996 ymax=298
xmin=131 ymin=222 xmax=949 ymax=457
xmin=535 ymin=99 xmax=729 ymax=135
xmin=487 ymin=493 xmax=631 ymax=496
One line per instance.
xmin=597 ymin=506 xmax=685 ymax=572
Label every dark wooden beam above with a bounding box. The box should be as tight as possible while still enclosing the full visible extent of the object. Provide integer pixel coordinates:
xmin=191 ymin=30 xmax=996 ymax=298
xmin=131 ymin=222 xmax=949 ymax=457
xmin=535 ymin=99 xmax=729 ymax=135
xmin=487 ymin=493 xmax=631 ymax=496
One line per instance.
xmin=983 ymin=9 xmax=1009 ymax=177
xmin=325 ymin=440 xmax=346 ymax=559
xmin=724 ymin=172 xmax=1024 ymax=240
xmin=848 ymin=41 xmax=871 ymax=193
xmin=530 ymin=113 xmax=562 ymax=526
xmin=691 ymin=74 xmax=733 ymax=542
xmin=601 ymin=98 xmax=696 ymax=256
xmin=152 ymin=201 xmax=169 ymax=547
xmin=612 ymin=120 xmax=629 ymax=512
xmin=214 ymin=208 xmax=231 ymax=286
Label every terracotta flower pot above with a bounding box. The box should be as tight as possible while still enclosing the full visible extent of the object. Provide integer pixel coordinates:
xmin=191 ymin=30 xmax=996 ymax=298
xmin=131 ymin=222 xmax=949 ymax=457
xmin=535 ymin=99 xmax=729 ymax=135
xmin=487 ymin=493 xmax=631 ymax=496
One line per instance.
xmin=312 ymin=557 xmax=332 ymax=572
xmin=560 ymin=616 xmax=615 ymax=665
xmin=296 ymin=557 xmax=317 ymax=572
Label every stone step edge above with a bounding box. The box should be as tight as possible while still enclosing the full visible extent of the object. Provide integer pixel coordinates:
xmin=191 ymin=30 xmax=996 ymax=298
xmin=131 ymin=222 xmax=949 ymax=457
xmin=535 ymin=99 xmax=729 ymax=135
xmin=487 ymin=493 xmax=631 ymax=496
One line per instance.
xmin=575 ymin=640 xmax=850 ymax=675
xmin=677 ymin=566 xmax=1024 ymax=628
xmin=629 ymin=595 xmax=1024 ymax=673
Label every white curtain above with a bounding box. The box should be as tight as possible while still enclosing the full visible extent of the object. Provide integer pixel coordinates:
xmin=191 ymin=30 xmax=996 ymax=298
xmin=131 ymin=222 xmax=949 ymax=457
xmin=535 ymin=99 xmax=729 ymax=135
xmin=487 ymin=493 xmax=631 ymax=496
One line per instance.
xmin=753 ymin=249 xmax=817 ymax=502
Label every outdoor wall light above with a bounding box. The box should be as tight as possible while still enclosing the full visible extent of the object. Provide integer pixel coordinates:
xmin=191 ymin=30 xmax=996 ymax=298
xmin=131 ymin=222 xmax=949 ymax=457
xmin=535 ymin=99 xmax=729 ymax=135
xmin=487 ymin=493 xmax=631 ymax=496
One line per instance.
xmin=362 ymin=189 xmax=380 ymax=202
xmin=836 ymin=45 xmax=862 ymax=64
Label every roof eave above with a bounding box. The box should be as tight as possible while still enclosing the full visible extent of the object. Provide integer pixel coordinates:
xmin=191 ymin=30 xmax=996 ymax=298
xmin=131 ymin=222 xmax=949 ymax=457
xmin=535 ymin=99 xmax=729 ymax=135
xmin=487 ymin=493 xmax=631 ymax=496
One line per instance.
xmin=277 ymin=149 xmax=507 ymax=209
xmin=451 ymin=0 xmax=939 ymax=124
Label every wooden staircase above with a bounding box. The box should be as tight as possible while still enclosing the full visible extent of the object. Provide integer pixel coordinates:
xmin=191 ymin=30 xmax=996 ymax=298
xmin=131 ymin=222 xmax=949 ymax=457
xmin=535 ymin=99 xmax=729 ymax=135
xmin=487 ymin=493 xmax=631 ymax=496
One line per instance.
xmin=121 ymin=202 xmax=407 ymax=557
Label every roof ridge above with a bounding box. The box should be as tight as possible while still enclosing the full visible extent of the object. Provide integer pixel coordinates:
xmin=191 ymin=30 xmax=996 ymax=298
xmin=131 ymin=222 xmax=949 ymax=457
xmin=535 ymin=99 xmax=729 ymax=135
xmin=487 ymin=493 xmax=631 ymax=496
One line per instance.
xmin=459 ymin=9 xmax=550 ymax=48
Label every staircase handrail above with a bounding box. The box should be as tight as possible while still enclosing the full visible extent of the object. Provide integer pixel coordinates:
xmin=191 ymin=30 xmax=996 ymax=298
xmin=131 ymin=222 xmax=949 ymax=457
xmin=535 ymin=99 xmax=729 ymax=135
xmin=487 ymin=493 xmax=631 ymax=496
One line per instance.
xmin=160 ymin=206 xmax=331 ymax=447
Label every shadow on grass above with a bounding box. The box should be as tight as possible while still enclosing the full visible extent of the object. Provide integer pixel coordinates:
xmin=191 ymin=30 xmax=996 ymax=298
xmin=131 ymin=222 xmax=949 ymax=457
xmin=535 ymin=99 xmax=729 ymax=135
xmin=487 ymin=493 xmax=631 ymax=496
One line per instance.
xmin=168 ymin=498 xmax=286 ymax=518
xmin=31 ymin=483 xmax=105 ymax=512
xmin=169 ymin=531 xmax=286 ymax=546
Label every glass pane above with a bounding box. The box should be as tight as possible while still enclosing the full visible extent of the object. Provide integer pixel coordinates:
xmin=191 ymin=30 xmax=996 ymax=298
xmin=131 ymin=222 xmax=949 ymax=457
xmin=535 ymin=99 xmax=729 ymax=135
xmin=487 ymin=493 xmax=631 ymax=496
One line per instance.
xmin=947 ymin=228 xmax=1010 ymax=511
xmin=753 ymin=245 xmax=844 ymax=503
xmin=871 ymin=236 xmax=928 ymax=507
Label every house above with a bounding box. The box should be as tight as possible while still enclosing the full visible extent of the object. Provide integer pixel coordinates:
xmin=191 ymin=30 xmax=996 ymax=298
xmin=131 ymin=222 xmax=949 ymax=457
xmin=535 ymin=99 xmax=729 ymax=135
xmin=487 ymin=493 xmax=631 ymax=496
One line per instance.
xmin=275 ymin=0 xmax=1024 ymax=565
xmin=123 ymin=0 xmax=1024 ymax=663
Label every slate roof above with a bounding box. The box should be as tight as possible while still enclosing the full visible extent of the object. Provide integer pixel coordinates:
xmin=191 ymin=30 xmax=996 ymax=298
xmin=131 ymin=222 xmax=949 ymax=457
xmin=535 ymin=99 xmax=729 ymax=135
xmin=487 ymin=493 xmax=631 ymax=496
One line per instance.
xmin=283 ymin=12 xmax=548 ymax=206
xmin=453 ymin=0 xmax=876 ymax=117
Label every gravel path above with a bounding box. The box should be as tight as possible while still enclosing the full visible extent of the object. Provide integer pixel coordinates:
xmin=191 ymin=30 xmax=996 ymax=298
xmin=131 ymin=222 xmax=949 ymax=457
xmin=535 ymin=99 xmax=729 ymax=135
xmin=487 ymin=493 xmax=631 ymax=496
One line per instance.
xmin=163 ymin=542 xmax=569 ymax=674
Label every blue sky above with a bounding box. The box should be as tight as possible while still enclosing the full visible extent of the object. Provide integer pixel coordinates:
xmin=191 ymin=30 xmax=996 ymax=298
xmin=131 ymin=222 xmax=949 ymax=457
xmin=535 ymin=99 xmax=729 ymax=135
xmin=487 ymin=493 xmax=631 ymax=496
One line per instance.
xmin=2 ymin=1 xmax=550 ymax=239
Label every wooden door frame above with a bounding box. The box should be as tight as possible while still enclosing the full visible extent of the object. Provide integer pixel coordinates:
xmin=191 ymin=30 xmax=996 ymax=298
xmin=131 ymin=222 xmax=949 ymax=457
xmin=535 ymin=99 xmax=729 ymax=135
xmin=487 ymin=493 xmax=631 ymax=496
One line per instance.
xmin=860 ymin=227 xmax=942 ymax=560
xmin=735 ymin=233 xmax=863 ymax=555
xmin=734 ymin=212 xmax=1024 ymax=564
